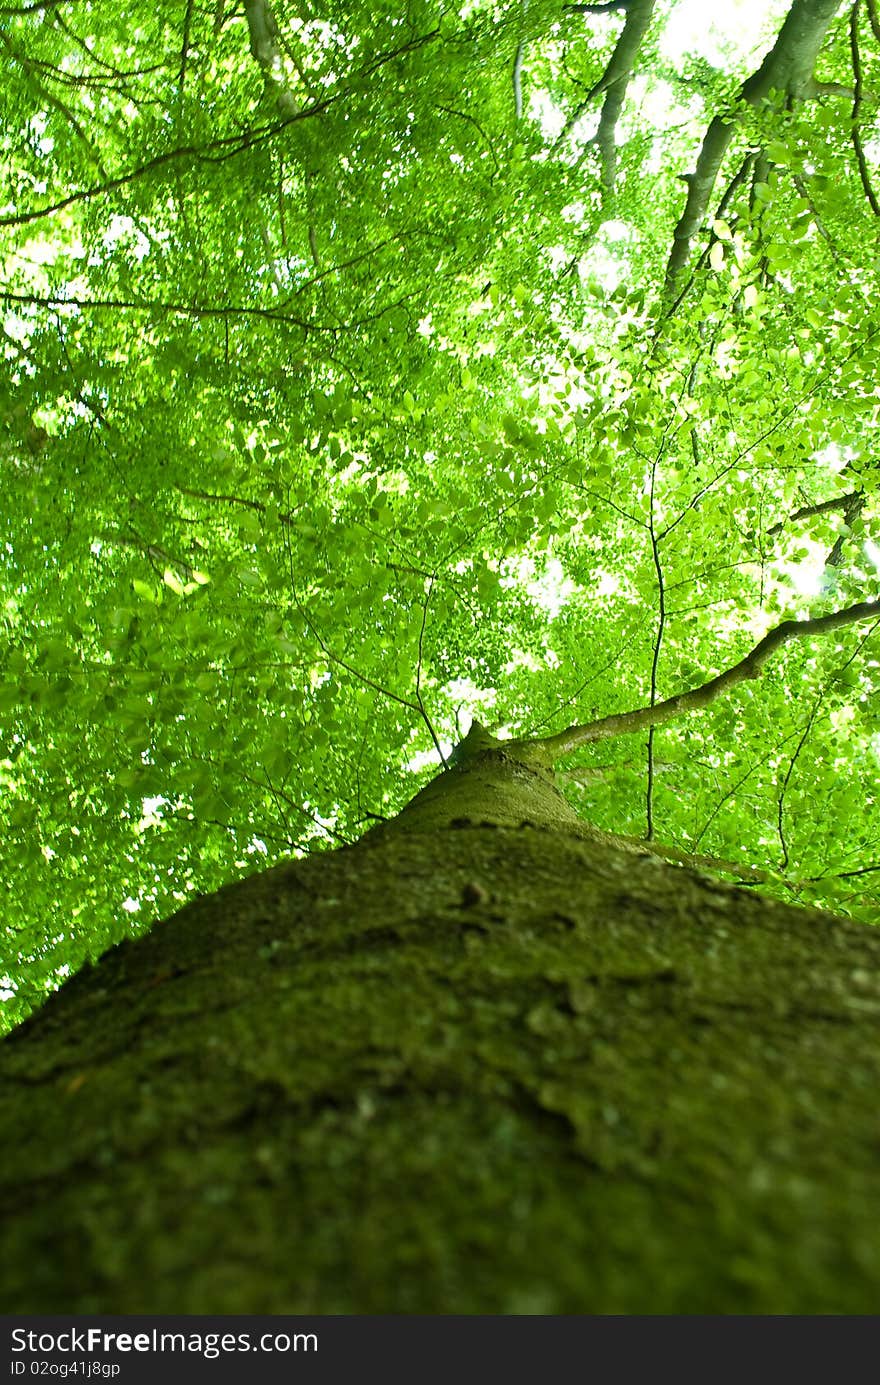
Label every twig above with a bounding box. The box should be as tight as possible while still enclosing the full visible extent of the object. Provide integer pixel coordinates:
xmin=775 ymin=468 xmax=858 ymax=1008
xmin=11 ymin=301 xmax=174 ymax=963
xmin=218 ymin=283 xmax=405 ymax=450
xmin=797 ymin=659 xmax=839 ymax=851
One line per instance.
xmin=0 ymin=118 xmax=325 ymax=229
xmin=415 ymin=576 xmax=448 ymax=766
xmin=645 ymin=448 xmax=667 ymax=840
xmin=776 ymin=700 xmax=820 ymax=871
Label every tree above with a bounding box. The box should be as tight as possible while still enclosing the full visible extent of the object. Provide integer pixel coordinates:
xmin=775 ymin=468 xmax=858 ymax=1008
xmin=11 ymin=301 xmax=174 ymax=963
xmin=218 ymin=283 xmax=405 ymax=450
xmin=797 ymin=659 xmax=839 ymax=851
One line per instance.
xmin=1 ymin=0 xmax=879 ymax=1312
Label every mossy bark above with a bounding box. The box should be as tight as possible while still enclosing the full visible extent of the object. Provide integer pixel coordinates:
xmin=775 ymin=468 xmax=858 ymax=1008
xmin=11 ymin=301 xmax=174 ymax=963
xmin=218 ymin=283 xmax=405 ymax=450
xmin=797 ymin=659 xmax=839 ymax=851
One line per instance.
xmin=2 ymin=739 xmax=880 ymax=1313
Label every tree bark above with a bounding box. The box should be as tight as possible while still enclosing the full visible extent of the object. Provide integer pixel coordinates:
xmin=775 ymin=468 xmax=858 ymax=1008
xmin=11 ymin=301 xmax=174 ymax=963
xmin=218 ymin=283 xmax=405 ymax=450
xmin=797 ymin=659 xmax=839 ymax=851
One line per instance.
xmin=2 ymin=738 xmax=880 ymax=1313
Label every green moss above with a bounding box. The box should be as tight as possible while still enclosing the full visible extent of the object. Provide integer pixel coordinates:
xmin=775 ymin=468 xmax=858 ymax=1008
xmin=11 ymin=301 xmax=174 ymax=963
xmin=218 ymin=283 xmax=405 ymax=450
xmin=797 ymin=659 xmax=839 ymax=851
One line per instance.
xmin=2 ymin=752 xmax=880 ymax=1311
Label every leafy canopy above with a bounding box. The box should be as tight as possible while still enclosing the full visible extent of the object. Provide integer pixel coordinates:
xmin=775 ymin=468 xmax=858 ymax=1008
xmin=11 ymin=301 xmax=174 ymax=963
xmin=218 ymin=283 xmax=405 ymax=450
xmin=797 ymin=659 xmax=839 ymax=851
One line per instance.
xmin=2 ymin=0 xmax=879 ymax=1028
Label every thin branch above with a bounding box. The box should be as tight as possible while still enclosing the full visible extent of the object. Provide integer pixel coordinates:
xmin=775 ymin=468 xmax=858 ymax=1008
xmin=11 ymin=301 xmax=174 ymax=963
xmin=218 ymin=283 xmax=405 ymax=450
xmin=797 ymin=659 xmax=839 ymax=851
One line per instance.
xmin=645 ymin=448 xmax=666 ymax=840
xmin=522 ymin=598 xmax=880 ymax=761
xmin=415 ymin=576 xmax=448 ymax=766
xmin=360 ymin=30 xmax=442 ymax=81
xmin=175 ymin=486 xmax=267 ymax=514
xmin=792 ymin=171 xmax=842 ymax=253
xmin=289 ymin=227 xmax=432 ymax=297
xmin=97 ymin=528 xmax=197 ymax=578
xmin=5 ymin=17 xmax=437 ymax=229
xmin=664 ymin=321 xmax=880 ymax=541
xmin=778 ymin=629 xmax=872 ymax=867
xmin=692 ymin=731 xmax=800 ymax=851
xmin=564 ymin=1 xmax=631 ymax=10
xmin=0 ymin=289 xmax=316 ymax=332
xmin=307 ymin=218 xmax=321 ymax=271
xmin=527 ymin=635 xmax=634 ymax=736
xmin=808 ymin=860 xmax=880 ymax=881
xmin=263 ymin=770 xmax=294 ymax=843
xmin=776 ymin=699 xmax=821 ymax=870
xmin=435 ymin=105 xmax=501 ymax=173
xmin=178 ymin=0 xmax=195 ymax=99
xmin=279 ymin=486 xmax=421 ymax=717
xmin=199 ymin=755 xmax=350 ymax=844
xmin=0 ymin=117 xmax=326 ymax=229
xmin=1 ymin=30 xmax=112 ymax=180
xmin=849 ymin=0 xmax=880 ymax=215
xmin=51 ymin=10 xmax=171 ymax=82
xmin=565 ymin=480 xmax=644 ymax=527
xmin=0 ymin=0 xmax=71 ymax=12
xmin=6 ymin=54 xmax=167 ymax=89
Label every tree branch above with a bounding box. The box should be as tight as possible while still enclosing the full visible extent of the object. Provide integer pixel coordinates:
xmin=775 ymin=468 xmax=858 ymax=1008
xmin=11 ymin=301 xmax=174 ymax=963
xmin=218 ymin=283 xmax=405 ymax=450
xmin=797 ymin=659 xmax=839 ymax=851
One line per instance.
xmin=664 ymin=0 xmax=844 ymax=295
xmin=645 ymin=451 xmax=666 ymax=839
xmin=0 ymin=0 xmax=71 ymax=12
xmin=659 ymin=152 xmax=756 ymax=324
xmin=415 ymin=576 xmax=448 ymax=766
xmin=0 ymin=118 xmax=323 ymax=229
xmin=823 ymin=490 xmax=866 ymax=569
xmin=559 ymin=0 xmax=654 ymax=176
xmin=279 ymin=489 xmax=421 ymax=717
xmin=776 ymin=698 xmax=821 ymax=870
xmin=243 ymin=0 xmax=298 ymax=116
xmin=521 ymin=598 xmax=880 ymax=760
xmin=594 ymin=0 xmax=655 ymax=191
xmin=849 ymin=0 xmax=880 ymax=215
xmin=1 ymin=31 xmax=113 ymax=178
xmin=178 ymin=0 xmax=195 ymax=100
xmin=513 ymin=40 xmax=526 ymax=119
xmin=564 ymin=1 xmax=631 ymax=12
xmin=767 ymin=489 xmax=865 ymax=534
xmin=0 ymin=288 xmax=313 ymax=332
xmin=0 ymin=285 xmax=422 ymax=335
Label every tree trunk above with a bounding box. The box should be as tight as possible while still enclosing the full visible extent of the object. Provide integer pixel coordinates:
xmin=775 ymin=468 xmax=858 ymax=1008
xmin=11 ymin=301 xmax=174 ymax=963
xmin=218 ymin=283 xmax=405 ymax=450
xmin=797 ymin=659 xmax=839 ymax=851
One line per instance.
xmin=2 ymin=739 xmax=880 ymax=1314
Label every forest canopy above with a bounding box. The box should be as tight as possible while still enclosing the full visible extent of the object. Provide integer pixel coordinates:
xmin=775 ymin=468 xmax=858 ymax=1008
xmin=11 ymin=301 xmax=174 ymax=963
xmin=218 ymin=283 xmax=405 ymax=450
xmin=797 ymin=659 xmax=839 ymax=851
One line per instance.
xmin=1 ymin=0 xmax=879 ymax=1032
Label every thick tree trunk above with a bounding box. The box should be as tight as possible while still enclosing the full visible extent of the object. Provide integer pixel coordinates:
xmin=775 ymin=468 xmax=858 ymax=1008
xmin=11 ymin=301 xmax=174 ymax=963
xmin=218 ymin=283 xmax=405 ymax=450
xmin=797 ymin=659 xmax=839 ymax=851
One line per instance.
xmin=2 ymin=739 xmax=880 ymax=1313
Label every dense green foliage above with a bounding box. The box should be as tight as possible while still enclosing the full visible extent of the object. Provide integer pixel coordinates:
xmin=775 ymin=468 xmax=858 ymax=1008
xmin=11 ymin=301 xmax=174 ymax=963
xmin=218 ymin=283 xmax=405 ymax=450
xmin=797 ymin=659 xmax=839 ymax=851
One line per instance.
xmin=2 ymin=0 xmax=879 ymax=1030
